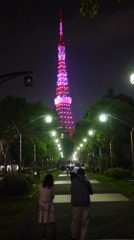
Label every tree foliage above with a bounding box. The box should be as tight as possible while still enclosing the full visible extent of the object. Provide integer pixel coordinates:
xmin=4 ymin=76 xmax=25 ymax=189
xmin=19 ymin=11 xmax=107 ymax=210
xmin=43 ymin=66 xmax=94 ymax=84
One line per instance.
xmin=74 ymin=91 xmax=134 ymax=170
xmin=80 ymin=0 xmax=133 ymax=17
xmin=0 ymin=95 xmax=60 ymax=170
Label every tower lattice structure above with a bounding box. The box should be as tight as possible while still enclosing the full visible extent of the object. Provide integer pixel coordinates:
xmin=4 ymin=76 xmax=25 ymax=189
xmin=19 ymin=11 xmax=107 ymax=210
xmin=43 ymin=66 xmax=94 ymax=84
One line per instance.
xmin=54 ymin=12 xmax=75 ymax=136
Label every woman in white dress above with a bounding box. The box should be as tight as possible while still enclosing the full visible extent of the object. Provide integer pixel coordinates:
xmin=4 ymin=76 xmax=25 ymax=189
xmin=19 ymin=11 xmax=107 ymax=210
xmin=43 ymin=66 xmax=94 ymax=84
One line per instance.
xmin=38 ymin=174 xmax=56 ymax=240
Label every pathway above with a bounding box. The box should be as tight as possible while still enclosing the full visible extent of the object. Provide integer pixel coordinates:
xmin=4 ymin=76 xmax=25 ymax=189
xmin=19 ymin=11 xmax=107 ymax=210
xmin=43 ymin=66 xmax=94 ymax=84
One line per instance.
xmin=7 ymin=172 xmax=134 ymax=240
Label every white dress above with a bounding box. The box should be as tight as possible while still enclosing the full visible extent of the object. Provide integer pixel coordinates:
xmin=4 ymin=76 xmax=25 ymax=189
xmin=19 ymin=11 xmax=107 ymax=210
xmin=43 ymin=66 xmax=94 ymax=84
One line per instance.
xmin=38 ymin=184 xmax=55 ymax=223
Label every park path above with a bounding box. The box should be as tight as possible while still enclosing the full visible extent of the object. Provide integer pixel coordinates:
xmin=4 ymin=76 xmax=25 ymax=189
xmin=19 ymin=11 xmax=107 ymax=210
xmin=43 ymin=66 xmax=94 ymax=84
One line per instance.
xmin=7 ymin=172 xmax=134 ymax=240
xmin=54 ymin=173 xmax=130 ymax=203
xmin=54 ymin=173 xmax=133 ymax=240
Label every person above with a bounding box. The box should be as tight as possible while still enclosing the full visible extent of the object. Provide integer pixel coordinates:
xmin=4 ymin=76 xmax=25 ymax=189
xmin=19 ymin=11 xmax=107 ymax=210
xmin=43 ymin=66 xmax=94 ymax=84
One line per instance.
xmin=38 ymin=174 xmax=56 ymax=240
xmin=70 ymin=164 xmax=80 ymax=181
xmin=73 ymin=164 xmax=80 ymax=174
xmin=70 ymin=168 xmax=93 ymax=240
xmin=66 ymin=165 xmax=70 ymax=175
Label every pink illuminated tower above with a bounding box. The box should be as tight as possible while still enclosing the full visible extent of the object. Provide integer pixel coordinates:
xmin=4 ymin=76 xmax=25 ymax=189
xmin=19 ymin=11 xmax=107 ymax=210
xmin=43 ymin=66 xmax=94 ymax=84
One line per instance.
xmin=54 ymin=11 xmax=75 ymax=136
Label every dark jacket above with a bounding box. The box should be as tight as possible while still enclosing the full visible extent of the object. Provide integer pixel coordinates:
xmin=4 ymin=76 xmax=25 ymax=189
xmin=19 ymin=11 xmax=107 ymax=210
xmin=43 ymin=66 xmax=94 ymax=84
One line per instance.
xmin=71 ymin=175 xmax=93 ymax=207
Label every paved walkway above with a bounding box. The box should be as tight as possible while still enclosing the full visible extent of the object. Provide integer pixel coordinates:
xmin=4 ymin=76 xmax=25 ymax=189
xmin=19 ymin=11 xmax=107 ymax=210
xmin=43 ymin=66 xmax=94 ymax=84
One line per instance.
xmin=7 ymin=173 xmax=134 ymax=240
xmin=55 ymin=174 xmax=130 ymax=203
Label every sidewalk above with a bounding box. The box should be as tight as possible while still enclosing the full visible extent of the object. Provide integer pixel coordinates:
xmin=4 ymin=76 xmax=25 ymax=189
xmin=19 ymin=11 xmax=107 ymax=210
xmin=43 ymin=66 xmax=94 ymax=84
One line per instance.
xmin=7 ymin=172 xmax=134 ymax=240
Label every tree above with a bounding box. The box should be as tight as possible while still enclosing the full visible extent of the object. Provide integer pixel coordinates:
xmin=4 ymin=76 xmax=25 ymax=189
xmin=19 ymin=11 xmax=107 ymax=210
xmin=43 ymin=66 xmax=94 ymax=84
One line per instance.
xmin=80 ymin=0 xmax=133 ymax=17
xmin=0 ymin=95 xmax=58 ymax=170
xmin=73 ymin=92 xmax=134 ymax=170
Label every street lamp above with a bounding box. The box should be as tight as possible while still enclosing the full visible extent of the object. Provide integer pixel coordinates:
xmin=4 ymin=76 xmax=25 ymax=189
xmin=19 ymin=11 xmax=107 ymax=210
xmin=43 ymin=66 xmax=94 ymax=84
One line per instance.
xmin=99 ymin=114 xmax=108 ymax=122
xmin=13 ymin=114 xmax=53 ymax=171
xmin=130 ymin=73 xmax=134 ymax=84
xmin=88 ymin=129 xmax=95 ymax=136
xmin=99 ymin=113 xmax=134 ymax=171
xmin=12 ymin=123 xmax=22 ymax=172
xmin=0 ymin=71 xmax=33 ymax=86
xmin=50 ymin=130 xmax=57 ymax=137
xmin=44 ymin=115 xmax=53 ymax=123
xmin=20 ymin=114 xmax=53 ymax=130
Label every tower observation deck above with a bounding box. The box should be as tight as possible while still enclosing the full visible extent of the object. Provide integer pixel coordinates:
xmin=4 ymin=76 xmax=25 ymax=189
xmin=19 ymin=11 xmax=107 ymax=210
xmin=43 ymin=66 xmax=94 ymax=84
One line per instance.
xmin=54 ymin=11 xmax=75 ymax=136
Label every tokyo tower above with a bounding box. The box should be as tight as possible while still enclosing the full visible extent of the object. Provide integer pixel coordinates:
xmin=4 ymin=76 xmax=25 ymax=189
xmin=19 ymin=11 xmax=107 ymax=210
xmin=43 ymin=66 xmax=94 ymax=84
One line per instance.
xmin=54 ymin=11 xmax=75 ymax=136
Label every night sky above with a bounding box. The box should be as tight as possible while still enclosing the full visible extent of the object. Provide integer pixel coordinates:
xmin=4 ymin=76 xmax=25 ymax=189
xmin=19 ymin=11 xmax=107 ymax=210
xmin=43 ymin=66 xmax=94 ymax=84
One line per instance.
xmin=0 ymin=0 xmax=134 ymax=123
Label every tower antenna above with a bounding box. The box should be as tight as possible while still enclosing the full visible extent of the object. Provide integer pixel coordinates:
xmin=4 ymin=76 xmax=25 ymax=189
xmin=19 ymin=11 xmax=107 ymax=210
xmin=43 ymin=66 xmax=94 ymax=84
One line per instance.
xmin=59 ymin=9 xmax=63 ymax=43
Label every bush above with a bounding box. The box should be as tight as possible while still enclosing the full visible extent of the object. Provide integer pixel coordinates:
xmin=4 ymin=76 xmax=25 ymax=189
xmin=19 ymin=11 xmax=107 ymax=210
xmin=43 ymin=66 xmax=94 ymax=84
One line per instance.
xmin=25 ymin=175 xmax=34 ymax=185
xmin=0 ymin=173 xmax=32 ymax=197
xmin=104 ymin=167 xmax=131 ymax=179
xmin=85 ymin=166 xmax=92 ymax=172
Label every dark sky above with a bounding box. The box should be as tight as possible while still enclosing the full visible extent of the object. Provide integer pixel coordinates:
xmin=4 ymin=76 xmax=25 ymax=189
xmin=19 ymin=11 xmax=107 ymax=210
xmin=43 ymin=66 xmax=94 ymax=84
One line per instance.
xmin=0 ymin=0 xmax=134 ymax=123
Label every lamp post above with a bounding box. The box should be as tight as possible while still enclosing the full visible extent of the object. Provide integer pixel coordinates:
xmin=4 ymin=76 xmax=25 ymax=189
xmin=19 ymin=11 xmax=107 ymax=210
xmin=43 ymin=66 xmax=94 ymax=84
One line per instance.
xmin=99 ymin=113 xmax=134 ymax=171
xmin=131 ymin=127 xmax=134 ymax=170
xmin=13 ymin=114 xmax=53 ymax=172
xmin=31 ymin=138 xmax=36 ymax=164
xmin=0 ymin=71 xmax=33 ymax=86
xmin=88 ymin=129 xmax=102 ymax=172
xmin=130 ymin=73 xmax=134 ymax=85
xmin=20 ymin=114 xmax=53 ymax=130
xmin=12 ymin=123 xmax=22 ymax=172
xmin=109 ymin=135 xmax=115 ymax=168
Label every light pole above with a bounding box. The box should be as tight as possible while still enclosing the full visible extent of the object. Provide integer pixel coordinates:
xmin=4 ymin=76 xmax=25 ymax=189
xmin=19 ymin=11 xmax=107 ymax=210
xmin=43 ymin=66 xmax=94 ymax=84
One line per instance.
xmin=88 ymin=129 xmax=102 ymax=172
xmin=13 ymin=123 xmax=22 ymax=172
xmin=0 ymin=71 xmax=33 ymax=86
xmin=131 ymin=127 xmax=134 ymax=170
xmin=130 ymin=73 xmax=134 ymax=85
xmin=31 ymin=138 xmax=36 ymax=164
xmin=91 ymin=118 xmax=114 ymax=168
xmin=13 ymin=114 xmax=53 ymax=171
xmin=109 ymin=135 xmax=115 ymax=168
xmin=20 ymin=114 xmax=53 ymax=130
xmin=0 ymin=71 xmax=33 ymax=170
xmin=99 ymin=113 xmax=134 ymax=171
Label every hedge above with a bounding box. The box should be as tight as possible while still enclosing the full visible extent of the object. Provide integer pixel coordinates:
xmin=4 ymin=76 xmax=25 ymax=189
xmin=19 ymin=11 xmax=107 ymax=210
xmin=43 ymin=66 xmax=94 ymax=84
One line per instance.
xmin=0 ymin=173 xmax=33 ymax=197
xmin=104 ymin=167 xmax=131 ymax=179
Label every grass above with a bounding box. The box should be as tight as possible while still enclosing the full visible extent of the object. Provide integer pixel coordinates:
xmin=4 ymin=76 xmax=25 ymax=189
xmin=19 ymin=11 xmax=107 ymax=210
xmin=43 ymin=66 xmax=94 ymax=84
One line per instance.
xmin=90 ymin=172 xmax=134 ymax=200
xmin=0 ymin=170 xmax=60 ymax=240
xmin=1 ymin=169 xmax=133 ymax=239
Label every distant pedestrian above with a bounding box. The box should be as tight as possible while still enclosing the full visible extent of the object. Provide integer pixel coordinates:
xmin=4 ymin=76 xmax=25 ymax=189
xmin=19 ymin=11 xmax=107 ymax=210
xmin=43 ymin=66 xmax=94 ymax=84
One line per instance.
xmin=70 ymin=164 xmax=80 ymax=181
xmin=73 ymin=164 xmax=80 ymax=174
xmin=66 ymin=166 xmax=69 ymax=175
xmin=61 ymin=165 xmax=64 ymax=173
xmin=38 ymin=174 xmax=56 ymax=240
xmin=70 ymin=168 xmax=93 ymax=240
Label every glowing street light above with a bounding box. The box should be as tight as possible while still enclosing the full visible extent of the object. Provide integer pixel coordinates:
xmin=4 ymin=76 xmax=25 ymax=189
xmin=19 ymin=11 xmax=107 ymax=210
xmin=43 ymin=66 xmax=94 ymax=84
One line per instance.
xmin=130 ymin=73 xmax=134 ymax=84
xmin=50 ymin=130 xmax=57 ymax=137
xmin=44 ymin=115 xmax=53 ymax=123
xmin=88 ymin=130 xmax=94 ymax=136
xmin=83 ymin=138 xmax=87 ymax=142
xmin=99 ymin=114 xmax=108 ymax=122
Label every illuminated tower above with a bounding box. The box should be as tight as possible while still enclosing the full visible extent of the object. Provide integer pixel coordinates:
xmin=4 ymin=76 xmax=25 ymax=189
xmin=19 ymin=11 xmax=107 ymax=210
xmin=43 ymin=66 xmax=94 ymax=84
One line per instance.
xmin=54 ymin=12 xmax=75 ymax=136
